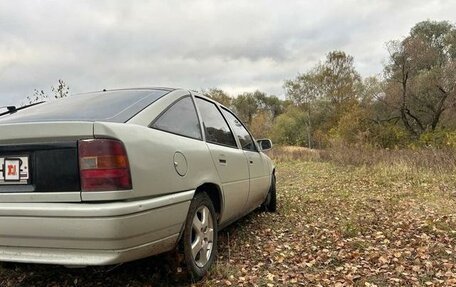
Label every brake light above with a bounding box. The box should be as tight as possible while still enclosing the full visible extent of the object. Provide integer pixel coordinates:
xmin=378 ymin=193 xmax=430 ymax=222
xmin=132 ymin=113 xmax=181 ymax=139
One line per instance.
xmin=78 ymin=139 xmax=132 ymax=191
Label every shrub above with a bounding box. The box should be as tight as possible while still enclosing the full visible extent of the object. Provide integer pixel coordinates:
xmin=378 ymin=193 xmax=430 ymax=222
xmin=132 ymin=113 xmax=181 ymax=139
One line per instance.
xmin=418 ymin=130 xmax=456 ymax=148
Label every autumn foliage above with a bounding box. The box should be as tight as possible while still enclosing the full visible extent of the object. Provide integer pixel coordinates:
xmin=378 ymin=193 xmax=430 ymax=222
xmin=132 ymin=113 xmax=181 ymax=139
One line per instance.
xmin=204 ymin=20 xmax=456 ymax=149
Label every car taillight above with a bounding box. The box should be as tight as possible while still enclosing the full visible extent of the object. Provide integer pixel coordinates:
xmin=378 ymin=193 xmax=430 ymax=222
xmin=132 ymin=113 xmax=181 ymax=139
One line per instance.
xmin=78 ymin=139 xmax=132 ymax=192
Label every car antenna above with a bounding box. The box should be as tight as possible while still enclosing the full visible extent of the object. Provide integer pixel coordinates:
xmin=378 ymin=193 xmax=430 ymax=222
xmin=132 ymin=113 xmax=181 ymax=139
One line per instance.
xmin=0 ymin=105 xmax=16 ymax=112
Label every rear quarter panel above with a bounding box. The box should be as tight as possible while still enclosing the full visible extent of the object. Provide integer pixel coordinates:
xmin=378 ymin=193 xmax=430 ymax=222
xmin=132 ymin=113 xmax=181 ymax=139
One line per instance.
xmin=87 ymin=122 xmax=220 ymax=201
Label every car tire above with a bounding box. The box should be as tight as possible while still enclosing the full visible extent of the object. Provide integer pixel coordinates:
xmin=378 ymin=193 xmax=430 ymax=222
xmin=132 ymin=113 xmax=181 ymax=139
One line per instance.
xmin=182 ymin=192 xmax=218 ymax=281
xmin=262 ymin=174 xmax=277 ymax=212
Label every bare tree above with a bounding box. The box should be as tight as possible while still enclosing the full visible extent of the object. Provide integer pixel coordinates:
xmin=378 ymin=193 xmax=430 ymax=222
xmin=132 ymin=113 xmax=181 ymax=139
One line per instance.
xmin=26 ymin=79 xmax=70 ymax=105
xmin=384 ymin=20 xmax=456 ymax=137
xmin=51 ymin=79 xmax=70 ymax=99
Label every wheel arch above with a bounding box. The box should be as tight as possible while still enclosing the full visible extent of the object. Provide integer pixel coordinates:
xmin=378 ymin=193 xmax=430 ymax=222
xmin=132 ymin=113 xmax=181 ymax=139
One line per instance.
xmin=194 ymin=182 xmax=223 ymax=223
xmin=176 ymin=182 xmax=223 ymax=248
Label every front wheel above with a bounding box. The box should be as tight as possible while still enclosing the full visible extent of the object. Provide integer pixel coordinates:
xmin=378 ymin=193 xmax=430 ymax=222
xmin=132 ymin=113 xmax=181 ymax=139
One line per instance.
xmin=262 ymin=174 xmax=277 ymax=212
xmin=182 ymin=192 xmax=218 ymax=280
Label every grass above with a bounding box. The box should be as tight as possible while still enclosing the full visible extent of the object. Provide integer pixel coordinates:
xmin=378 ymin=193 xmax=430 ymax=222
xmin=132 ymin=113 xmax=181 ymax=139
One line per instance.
xmin=319 ymin=144 xmax=456 ymax=172
xmin=265 ymin=145 xmax=320 ymax=162
xmin=1 ymin=147 xmax=456 ymax=286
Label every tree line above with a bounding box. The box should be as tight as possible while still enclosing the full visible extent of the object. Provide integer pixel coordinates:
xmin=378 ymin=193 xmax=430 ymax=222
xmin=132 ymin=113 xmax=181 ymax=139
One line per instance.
xmin=205 ymin=20 xmax=456 ymax=149
xmin=27 ymin=20 xmax=455 ymax=149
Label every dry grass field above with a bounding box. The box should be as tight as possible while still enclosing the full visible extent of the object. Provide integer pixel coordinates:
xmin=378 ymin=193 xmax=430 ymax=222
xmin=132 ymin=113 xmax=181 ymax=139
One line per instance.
xmin=1 ymin=147 xmax=456 ymax=286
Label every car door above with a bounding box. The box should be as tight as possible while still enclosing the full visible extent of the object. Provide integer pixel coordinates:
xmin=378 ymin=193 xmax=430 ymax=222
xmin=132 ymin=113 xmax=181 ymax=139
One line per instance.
xmin=194 ymin=97 xmax=250 ymax=223
xmin=221 ymin=108 xmax=270 ymax=212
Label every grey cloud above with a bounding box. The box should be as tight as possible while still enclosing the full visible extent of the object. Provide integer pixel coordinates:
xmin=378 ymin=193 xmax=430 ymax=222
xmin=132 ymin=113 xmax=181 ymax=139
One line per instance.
xmin=0 ymin=0 xmax=455 ymax=105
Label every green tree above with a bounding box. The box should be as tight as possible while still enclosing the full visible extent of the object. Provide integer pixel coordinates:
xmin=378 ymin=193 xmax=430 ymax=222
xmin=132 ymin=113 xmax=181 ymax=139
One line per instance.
xmin=318 ymin=51 xmax=361 ymax=107
xmin=202 ymin=88 xmax=232 ymax=107
xmin=247 ymin=91 xmax=284 ymax=138
xmin=284 ymin=71 xmax=321 ymax=148
xmin=252 ymin=91 xmax=283 ymax=119
xmin=250 ymin=111 xmax=272 ymax=139
xmin=200 ymin=88 xmax=284 ymax=139
xmin=270 ymin=106 xmax=308 ymax=146
xmin=283 ymin=51 xmax=362 ymax=147
xmin=231 ymin=92 xmax=259 ymax=126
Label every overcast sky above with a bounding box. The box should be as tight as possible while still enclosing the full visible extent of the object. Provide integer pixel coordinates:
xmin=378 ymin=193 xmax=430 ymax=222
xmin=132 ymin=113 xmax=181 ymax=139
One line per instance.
xmin=1 ymin=0 xmax=455 ymax=105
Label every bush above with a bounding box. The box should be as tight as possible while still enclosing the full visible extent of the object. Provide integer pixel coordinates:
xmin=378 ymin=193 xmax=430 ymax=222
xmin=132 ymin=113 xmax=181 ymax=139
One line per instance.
xmin=418 ymin=130 xmax=456 ymax=148
xmin=367 ymin=123 xmax=410 ymax=148
xmin=270 ymin=108 xmax=308 ymax=146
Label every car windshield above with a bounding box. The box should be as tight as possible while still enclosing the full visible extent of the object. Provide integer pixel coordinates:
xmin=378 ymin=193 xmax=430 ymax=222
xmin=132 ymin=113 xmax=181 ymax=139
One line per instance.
xmin=0 ymin=89 xmax=170 ymax=124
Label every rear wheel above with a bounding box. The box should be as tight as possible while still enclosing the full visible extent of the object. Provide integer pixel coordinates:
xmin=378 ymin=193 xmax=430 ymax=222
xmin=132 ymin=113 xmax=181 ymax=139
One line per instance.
xmin=262 ymin=174 xmax=277 ymax=212
xmin=182 ymin=192 xmax=218 ymax=280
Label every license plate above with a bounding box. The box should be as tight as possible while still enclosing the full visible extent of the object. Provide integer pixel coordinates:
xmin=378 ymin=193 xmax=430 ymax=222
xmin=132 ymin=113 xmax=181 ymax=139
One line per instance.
xmin=0 ymin=156 xmax=30 ymax=184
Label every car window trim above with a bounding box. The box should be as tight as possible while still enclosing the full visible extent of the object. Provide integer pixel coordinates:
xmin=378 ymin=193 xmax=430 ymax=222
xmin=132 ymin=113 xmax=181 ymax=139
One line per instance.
xmin=191 ymin=93 xmax=207 ymax=142
xmin=221 ymin=107 xmax=259 ymax=153
xmin=194 ymin=96 xmax=239 ymax=150
xmin=124 ymin=90 xmax=173 ymax=123
xmin=149 ymin=95 xmax=203 ymax=141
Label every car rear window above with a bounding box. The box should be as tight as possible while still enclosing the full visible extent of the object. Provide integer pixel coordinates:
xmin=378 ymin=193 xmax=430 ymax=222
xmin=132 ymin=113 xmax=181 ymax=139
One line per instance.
xmin=0 ymin=89 xmax=169 ymax=124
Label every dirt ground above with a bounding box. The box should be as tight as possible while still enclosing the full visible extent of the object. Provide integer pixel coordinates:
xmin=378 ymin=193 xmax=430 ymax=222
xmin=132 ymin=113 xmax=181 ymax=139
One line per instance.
xmin=1 ymin=160 xmax=455 ymax=286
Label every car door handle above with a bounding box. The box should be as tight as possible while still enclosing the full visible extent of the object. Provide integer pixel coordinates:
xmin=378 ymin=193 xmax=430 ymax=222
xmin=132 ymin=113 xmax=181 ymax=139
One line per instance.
xmin=219 ymin=159 xmax=227 ymax=164
xmin=249 ymin=159 xmax=254 ymax=164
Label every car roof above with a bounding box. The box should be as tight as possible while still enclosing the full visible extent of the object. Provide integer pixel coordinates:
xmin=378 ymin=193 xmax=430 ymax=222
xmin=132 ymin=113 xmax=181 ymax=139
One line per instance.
xmin=75 ymin=87 xmax=177 ymax=96
xmin=0 ymin=88 xmax=171 ymax=124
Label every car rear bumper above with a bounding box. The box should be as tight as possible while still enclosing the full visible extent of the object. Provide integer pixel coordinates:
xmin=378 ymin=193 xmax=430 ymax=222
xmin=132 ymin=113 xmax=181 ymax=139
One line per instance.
xmin=0 ymin=190 xmax=194 ymax=265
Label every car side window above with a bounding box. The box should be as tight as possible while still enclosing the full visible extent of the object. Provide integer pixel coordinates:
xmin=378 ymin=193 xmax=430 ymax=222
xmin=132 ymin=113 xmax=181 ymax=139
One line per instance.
xmin=152 ymin=96 xmax=202 ymax=140
xmin=195 ymin=98 xmax=237 ymax=148
xmin=222 ymin=108 xmax=257 ymax=152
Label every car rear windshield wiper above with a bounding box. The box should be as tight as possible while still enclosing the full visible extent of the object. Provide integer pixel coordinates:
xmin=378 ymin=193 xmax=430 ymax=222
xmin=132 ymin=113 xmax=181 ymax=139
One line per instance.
xmin=0 ymin=102 xmax=45 ymax=117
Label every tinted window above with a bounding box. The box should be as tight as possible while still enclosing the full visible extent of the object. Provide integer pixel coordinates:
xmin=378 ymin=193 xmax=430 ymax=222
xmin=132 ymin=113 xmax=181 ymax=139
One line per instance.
xmin=0 ymin=89 xmax=169 ymax=124
xmin=222 ymin=108 xmax=256 ymax=151
xmin=195 ymin=98 xmax=237 ymax=147
xmin=152 ymin=96 xmax=202 ymax=139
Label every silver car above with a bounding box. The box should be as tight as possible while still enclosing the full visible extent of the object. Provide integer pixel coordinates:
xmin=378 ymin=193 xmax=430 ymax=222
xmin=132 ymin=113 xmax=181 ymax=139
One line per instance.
xmin=0 ymin=88 xmax=276 ymax=279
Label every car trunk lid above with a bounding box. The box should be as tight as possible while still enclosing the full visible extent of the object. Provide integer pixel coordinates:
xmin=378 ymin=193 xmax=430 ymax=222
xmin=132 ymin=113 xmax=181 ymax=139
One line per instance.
xmin=0 ymin=122 xmax=94 ymax=203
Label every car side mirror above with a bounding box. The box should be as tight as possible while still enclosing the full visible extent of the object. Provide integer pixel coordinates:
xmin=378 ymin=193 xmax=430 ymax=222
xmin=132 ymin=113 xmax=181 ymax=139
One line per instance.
xmin=257 ymin=139 xmax=272 ymax=151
